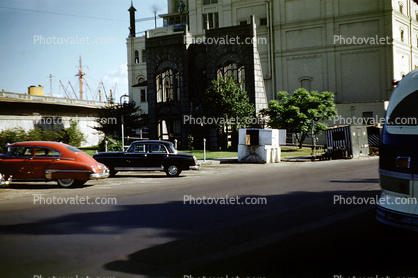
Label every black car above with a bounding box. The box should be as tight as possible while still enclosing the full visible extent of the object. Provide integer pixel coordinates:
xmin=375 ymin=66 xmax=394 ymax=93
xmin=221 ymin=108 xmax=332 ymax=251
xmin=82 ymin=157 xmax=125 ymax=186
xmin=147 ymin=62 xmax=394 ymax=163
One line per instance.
xmin=93 ymin=140 xmax=200 ymax=177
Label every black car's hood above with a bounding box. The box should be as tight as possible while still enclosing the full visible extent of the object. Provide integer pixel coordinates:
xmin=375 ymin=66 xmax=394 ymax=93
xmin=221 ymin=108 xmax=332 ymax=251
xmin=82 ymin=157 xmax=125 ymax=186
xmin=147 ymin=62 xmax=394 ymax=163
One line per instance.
xmin=176 ymin=152 xmax=194 ymax=158
xmin=93 ymin=151 xmax=194 ymax=158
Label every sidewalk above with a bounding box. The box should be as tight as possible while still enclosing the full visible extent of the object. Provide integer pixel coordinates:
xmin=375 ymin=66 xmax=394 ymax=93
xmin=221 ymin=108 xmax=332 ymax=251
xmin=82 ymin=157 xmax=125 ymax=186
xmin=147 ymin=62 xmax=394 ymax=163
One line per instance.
xmin=198 ymin=156 xmax=315 ymax=165
xmin=199 ymin=156 xmax=313 ymax=164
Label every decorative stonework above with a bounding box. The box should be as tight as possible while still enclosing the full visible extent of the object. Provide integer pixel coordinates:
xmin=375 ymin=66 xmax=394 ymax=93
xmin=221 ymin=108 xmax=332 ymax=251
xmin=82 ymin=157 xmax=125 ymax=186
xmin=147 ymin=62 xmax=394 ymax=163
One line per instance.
xmin=144 ymin=22 xmax=268 ymax=149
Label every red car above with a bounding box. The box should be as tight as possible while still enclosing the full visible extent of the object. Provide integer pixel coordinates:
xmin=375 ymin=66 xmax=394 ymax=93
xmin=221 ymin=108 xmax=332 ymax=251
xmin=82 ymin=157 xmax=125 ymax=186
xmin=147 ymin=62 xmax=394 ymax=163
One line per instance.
xmin=0 ymin=141 xmax=109 ymax=187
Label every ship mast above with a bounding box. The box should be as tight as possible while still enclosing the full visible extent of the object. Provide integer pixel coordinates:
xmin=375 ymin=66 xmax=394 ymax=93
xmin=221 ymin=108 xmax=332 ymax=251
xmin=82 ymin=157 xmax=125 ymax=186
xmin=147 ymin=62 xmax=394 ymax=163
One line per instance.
xmin=76 ymin=56 xmax=85 ymax=100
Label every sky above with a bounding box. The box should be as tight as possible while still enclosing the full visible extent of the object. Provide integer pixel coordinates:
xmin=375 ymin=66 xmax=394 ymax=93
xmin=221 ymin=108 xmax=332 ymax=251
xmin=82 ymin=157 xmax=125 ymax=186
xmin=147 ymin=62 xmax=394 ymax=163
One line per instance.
xmin=0 ymin=0 xmax=167 ymax=103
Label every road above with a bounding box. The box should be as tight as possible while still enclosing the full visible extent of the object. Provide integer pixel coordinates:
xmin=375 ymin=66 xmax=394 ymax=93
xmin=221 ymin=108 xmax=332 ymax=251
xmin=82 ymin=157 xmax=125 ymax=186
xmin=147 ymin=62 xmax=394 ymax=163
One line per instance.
xmin=1 ymin=157 xmax=416 ymax=278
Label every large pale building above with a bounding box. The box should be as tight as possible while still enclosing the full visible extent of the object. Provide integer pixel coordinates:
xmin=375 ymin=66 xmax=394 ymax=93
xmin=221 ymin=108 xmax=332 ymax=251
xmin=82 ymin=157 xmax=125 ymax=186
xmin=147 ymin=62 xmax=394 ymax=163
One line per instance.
xmin=127 ymin=0 xmax=418 ymax=148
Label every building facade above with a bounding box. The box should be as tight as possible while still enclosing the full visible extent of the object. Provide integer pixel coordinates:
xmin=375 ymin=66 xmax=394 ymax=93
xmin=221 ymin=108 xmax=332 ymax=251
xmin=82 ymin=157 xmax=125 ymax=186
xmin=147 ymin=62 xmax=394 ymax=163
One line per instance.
xmin=127 ymin=0 xmax=418 ymax=147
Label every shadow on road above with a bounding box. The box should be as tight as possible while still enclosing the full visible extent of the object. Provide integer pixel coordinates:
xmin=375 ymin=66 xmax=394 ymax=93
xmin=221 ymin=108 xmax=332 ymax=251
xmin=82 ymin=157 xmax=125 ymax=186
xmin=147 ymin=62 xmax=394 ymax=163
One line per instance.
xmin=3 ymin=186 xmax=410 ymax=277
xmin=0 ymin=182 xmax=96 ymax=190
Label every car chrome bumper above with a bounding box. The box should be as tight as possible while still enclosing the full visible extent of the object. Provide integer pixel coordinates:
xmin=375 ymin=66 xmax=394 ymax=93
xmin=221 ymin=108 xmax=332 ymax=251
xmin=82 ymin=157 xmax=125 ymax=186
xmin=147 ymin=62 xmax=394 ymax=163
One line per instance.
xmin=376 ymin=205 xmax=418 ymax=231
xmin=189 ymin=164 xmax=200 ymax=170
xmin=0 ymin=174 xmax=12 ymax=186
xmin=89 ymin=167 xmax=110 ymax=179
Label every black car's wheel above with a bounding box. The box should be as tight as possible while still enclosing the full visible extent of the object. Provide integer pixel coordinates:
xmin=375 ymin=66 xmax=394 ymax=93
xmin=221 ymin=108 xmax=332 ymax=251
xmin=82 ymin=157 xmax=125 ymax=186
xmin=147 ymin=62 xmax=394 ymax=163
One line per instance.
xmin=165 ymin=165 xmax=181 ymax=177
xmin=109 ymin=168 xmax=118 ymax=177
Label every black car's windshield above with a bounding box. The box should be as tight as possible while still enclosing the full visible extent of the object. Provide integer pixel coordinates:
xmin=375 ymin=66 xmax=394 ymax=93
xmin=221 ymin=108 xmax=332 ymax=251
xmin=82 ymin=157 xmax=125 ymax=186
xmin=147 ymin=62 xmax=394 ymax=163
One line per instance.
xmin=165 ymin=143 xmax=177 ymax=153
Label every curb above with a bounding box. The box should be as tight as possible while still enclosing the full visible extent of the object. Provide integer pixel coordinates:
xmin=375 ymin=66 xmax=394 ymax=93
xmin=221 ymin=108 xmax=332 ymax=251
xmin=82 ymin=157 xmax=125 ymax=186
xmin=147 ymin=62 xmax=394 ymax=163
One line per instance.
xmin=281 ymin=156 xmax=315 ymax=162
xmin=198 ymin=157 xmax=238 ymax=165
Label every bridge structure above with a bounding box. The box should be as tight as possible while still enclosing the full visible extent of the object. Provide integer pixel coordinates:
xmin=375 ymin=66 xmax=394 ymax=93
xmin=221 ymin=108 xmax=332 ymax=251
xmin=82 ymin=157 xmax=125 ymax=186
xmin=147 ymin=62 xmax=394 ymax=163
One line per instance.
xmin=0 ymin=91 xmax=110 ymax=147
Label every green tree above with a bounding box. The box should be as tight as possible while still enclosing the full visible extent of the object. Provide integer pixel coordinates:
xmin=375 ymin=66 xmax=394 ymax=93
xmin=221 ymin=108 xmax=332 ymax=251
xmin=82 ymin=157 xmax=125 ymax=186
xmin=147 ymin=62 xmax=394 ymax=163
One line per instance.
xmin=203 ymin=76 xmax=255 ymax=130
xmin=93 ymin=101 xmax=147 ymax=138
xmin=0 ymin=127 xmax=27 ymax=153
xmin=261 ymin=88 xmax=337 ymax=148
xmin=203 ymin=76 xmax=255 ymax=149
xmin=60 ymin=119 xmax=87 ymax=147
xmin=96 ymin=136 xmax=122 ymax=152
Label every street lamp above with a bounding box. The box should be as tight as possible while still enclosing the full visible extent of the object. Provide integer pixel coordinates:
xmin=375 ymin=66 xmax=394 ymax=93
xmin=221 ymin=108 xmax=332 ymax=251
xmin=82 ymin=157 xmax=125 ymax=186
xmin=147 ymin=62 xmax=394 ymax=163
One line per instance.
xmin=311 ymin=117 xmax=320 ymax=161
xmin=119 ymin=94 xmax=129 ymax=151
xmin=120 ymin=94 xmax=129 ymax=106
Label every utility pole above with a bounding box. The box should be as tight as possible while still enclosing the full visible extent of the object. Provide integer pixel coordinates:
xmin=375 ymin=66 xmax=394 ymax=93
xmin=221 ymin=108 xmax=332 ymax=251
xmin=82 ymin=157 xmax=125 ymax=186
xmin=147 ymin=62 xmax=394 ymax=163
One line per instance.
xmin=46 ymin=74 xmax=55 ymax=96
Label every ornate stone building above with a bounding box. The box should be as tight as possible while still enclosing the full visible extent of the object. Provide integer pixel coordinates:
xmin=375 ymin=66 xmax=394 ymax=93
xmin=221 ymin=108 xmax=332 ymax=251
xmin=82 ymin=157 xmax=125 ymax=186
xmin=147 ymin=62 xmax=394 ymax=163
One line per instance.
xmin=127 ymin=0 xmax=418 ymax=148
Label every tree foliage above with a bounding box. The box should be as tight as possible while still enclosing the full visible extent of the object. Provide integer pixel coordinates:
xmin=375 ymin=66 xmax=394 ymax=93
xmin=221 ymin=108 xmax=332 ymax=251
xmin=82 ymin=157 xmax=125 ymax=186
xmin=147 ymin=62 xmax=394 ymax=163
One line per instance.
xmin=0 ymin=120 xmax=86 ymax=153
xmin=261 ymin=88 xmax=337 ymax=148
xmin=202 ymin=76 xmax=255 ymax=131
xmin=96 ymin=136 xmax=122 ymax=152
xmin=60 ymin=119 xmax=87 ymax=147
xmin=93 ymin=101 xmax=147 ymax=138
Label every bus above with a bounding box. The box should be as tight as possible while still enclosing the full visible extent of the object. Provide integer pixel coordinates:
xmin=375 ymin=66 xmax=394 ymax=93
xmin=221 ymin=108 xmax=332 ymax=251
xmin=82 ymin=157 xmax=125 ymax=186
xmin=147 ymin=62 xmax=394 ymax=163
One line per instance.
xmin=377 ymin=68 xmax=418 ymax=230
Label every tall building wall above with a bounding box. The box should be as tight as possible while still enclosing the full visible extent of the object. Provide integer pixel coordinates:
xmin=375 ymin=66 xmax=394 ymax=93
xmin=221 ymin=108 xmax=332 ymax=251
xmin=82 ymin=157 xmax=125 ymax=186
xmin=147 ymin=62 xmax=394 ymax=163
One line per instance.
xmin=127 ymin=0 xmax=418 ymax=138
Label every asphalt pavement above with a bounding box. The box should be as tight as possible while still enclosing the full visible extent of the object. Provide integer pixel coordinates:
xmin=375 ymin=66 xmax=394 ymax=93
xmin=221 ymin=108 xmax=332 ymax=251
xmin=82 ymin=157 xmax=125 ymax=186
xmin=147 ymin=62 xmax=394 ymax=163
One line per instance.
xmin=1 ymin=156 xmax=412 ymax=278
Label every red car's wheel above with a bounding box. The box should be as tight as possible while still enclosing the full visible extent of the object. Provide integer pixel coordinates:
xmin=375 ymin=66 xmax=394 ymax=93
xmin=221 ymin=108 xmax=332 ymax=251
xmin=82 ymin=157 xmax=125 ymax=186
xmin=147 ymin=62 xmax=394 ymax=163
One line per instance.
xmin=57 ymin=179 xmax=86 ymax=188
xmin=57 ymin=178 xmax=75 ymax=187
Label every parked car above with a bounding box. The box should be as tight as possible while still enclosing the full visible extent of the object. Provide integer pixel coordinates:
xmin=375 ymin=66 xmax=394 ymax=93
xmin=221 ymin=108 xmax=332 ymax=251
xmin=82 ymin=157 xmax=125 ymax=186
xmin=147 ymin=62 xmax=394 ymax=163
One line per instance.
xmin=0 ymin=141 xmax=109 ymax=187
xmin=93 ymin=140 xmax=200 ymax=177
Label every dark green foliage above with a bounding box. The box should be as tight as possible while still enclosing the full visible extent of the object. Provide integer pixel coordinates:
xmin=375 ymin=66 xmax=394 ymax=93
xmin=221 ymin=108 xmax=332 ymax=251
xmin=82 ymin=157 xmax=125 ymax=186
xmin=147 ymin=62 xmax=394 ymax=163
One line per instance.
xmin=188 ymin=134 xmax=194 ymax=151
xmin=0 ymin=128 xmax=27 ymax=153
xmin=261 ymin=88 xmax=337 ymax=148
xmin=93 ymin=101 xmax=147 ymax=138
xmin=60 ymin=119 xmax=87 ymax=147
xmin=96 ymin=136 xmax=122 ymax=152
xmin=203 ymin=76 xmax=255 ymax=131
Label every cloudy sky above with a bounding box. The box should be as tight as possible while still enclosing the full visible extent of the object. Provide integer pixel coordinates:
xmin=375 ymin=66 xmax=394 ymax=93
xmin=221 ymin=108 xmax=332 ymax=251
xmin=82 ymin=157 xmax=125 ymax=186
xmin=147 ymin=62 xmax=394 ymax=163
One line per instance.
xmin=0 ymin=0 xmax=167 ymax=102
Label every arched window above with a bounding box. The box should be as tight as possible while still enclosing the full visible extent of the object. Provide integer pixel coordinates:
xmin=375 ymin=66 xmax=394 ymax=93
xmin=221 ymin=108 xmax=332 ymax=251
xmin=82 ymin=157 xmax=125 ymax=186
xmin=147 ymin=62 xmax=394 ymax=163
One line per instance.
xmin=399 ymin=2 xmax=403 ymax=14
xmin=138 ymin=78 xmax=146 ymax=103
xmin=217 ymin=62 xmax=245 ymax=90
xmin=400 ymin=29 xmax=404 ymax=42
xmin=142 ymin=49 xmax=146 ymax=63
xmin=156 ymin=68 xmax=180 ymax=103
xmin=134 ymin=50 xmax=139 ymax=64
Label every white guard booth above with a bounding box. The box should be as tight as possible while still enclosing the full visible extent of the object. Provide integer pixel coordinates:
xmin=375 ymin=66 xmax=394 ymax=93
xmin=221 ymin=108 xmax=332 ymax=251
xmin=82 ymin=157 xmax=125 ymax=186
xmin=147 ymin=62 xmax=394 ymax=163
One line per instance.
xmin=238 ymin=128 xmax=284 ymax=163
